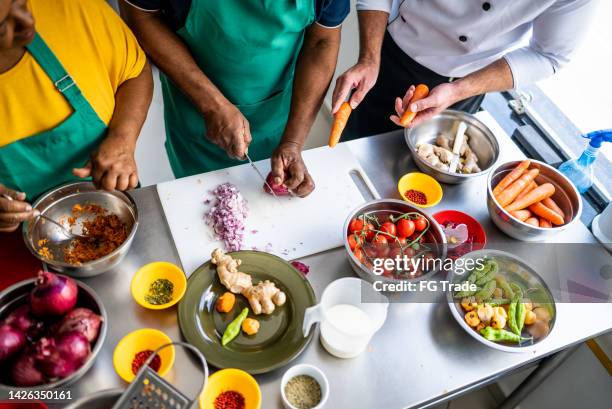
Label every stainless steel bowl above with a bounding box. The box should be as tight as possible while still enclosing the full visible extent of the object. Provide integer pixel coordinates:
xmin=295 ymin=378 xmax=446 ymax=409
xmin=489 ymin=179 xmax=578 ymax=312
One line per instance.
xmin=22 ymin=182 xmax=139 ymax=277
xmin=0 ymin=278 xmax=108 ymax=390
xmin=405 ymin=110 xmax=500 ymax=184
xmin=487 ymin=160 xmax=582 ymax=242
xmin=343 ymin=199 xmax=447 ymax=284
xmin=64 ymin=388 xmax=123 ymax=409
xmin=446 ymin=249 xmax=556 ymax=353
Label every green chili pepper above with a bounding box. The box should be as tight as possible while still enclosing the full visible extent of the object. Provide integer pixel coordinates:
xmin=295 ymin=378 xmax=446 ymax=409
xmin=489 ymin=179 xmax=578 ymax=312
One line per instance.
xmin=475 ymin=260 xmax=500 ymax=286
xmin=474 ymin=280 xmax=496 ymax=302
xmin=455 ymin=285 xmax=480 ymax=298
xmin=480 ymin=326 xmax=532 ymax=344
xmin=508 ymin=294 xmax=520 ymax=336
xmin=495 ymin=275 xmax=515 ymax=299
xmin=516 ymin=302 xmax=527 ymax=334
xmin=464 ymin=262 xmax=488 ymax=285
xmin=221 ymin=307 xmax=249 ymax=346
xmin=510 ymin=283 xmax=524 ymax=299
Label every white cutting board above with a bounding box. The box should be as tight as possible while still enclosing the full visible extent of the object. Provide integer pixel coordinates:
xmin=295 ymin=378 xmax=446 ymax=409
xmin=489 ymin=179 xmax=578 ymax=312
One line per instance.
xmin=157 ymin=144 xmax=378 ymax=275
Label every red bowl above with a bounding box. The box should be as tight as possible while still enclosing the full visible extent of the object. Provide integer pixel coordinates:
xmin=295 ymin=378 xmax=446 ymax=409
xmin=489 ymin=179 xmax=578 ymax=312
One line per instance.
xmin=432 ymin=210 xmax=487 ymax=257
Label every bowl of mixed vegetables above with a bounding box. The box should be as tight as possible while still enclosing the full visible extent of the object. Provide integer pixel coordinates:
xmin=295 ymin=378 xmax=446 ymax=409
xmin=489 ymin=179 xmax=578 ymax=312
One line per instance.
xmin=446 ymin=250 xmax=556 ymax=353
xmin=343 ymin=199 xmax=447 ymax=283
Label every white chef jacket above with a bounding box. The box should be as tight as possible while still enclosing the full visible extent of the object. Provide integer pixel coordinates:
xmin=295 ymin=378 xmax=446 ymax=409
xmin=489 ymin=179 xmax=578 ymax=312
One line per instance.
xmin=356 ymin=0 xmax=597 ymax=88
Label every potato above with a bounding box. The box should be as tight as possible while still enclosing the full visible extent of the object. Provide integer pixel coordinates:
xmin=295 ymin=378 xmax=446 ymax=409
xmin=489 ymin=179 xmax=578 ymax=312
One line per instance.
xmin=524 ymin=310 xmax=537 ymax=325
xmin=533 ymin=307 xmax=551 ymax=322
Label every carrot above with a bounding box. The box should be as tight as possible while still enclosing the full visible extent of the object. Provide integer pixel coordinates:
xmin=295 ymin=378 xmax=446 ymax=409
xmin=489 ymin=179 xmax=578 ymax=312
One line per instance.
xmin=542 ymin=197 xmax=565 ymax=222
xmin=506 ymin=183 xmax=555 ymax=212
xmin=510 ymin=209 xmax=532 ymax=222
xmin=514 ymin=181 xmax=538 ymax=203
xmin=497 ymin=169 xmax=540 ymax=207
xmin=493 ymin=160 xmax=531 ymax=197
xmin=399 ymin=84 xmax=429 ymax=127
xmin=329 ymin=102 xmax=352 ymax=148
xmin=528 ymin=202 xmax=564 ymax=226
xmin=525 ymin=217 xmax=539 ymax=227
xmin=539 ymin=217 xmax=552 ymax=228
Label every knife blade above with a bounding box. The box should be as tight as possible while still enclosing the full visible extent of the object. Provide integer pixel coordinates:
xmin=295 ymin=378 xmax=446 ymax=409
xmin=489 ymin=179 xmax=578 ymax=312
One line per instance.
xmin=245 ymin=153 xmax=282 ymax=204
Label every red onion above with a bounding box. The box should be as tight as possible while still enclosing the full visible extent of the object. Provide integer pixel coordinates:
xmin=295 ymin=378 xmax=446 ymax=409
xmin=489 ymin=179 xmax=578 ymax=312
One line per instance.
xmin=0 ymin=324 xmax=26 ymax=362
xmin=35 ymin=336 xmax=83 ymax=379
xmin=30 ymin=271 xmax=78 ymax=317
xmin=264 ymin=172 xmax=290 ymax=196
xmin=11 ymin=350 xmax=45 ymax=386
xmin=205 ymin=183 xmax=248 ymax=251
xmin=5 ymin=305 xmax=36 ymax=333
xmin=290 ymin=261 xmax=310 ymax=275
xmin=55 ymin=331 xmax=91 ymax=364
xmin=57 ymin=308 xmax=103 ymax=343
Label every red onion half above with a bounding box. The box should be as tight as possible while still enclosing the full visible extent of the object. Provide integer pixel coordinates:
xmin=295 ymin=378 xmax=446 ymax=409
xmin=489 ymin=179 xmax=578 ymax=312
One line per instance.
xmin=0 ymin=324 xmax=26 ymax=362
xmin=57 ymin=308 xmax=103 ymax=343
xmin=264 ymin=172 xmax=290 ymax=196
xmin=30 ymin=271 xmax=78 ymax=317
xmin=11 ymin=350 xmax=45 ymax=386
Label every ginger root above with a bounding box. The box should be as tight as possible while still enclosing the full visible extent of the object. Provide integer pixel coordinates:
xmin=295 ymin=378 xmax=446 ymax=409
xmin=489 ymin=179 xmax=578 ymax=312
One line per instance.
xmin=211 ymin=249 xmax=287 ymax=315
xmin=211 ymin=248 xmax=252 ymax=293
xmin=243 ymin=280 xmax=286 ymax=315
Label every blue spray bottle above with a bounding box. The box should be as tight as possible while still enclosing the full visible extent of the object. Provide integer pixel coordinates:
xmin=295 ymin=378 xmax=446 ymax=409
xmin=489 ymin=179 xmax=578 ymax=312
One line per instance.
xmin=558 ymin=130 xmax=612 ymax=193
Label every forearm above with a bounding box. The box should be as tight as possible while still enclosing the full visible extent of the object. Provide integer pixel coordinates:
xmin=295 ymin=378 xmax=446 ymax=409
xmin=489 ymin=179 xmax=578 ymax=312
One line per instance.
xmin=357 ymin=10 xmax=389 ymax=65
xmin=281 ymin=25 xmax=341 ymax=148
xmin=106 ymin=61 xmax=153 ymax=146
xmin=119 ymin=3 xmax=227 ymax=114
xmin=452 ymin=58 xmax=514 ymax=101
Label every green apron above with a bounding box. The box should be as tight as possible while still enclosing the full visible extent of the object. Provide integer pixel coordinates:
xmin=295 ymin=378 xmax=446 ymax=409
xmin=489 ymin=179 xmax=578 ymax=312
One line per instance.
xmin=162 ymin=0 xmax=315 ymax=178
xmin=0 ymin=33 xmax=106 ymax=200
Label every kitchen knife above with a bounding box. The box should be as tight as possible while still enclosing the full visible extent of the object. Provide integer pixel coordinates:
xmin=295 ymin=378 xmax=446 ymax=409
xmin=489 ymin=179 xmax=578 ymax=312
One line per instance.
xmin=245 ymin=153 xmax=282 ymax=204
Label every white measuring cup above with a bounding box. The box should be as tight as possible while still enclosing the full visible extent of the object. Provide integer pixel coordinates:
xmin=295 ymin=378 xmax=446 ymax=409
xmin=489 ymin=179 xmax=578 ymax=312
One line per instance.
xmin=303 ymin=277 xmax=388 ymax=358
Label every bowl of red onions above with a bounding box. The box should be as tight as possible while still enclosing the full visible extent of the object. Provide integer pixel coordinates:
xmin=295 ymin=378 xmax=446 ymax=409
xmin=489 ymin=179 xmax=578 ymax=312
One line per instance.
xmin=0 ymin=271 xmax=107 ymax=389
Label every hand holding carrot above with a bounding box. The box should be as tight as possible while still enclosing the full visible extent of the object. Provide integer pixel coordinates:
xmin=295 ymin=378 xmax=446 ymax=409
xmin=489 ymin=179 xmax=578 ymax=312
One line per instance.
xmin=391 ymin=82 xmax=462 ymax=128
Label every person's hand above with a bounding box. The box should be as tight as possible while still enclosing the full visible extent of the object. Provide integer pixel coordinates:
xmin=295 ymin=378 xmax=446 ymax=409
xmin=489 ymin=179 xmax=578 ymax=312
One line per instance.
xmin=73 ymin=132 xmax=139 ymax=191
xmin=390 ymin=82 xmax=460 ymax=128
xmin=0 ymin=184 xmax=39 ymax=233
xmin=270 ymin=142 xmax=315 ymax=198
xmin=203 ymin=101 xmax=252 ymax=159
xmin=331 ymin=59 xmax=380 ymax=114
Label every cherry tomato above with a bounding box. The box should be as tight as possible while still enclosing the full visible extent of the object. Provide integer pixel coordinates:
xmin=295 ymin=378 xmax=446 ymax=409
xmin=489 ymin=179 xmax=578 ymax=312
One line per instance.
xmin=372 ymin=235 xmax=388 ymax=245
xmin=414 ymin=216 xmax=427 ymax=231
xmin=364 ymin=223 xmax=375 ymax=241
xmin=347 ymin=234 xmax=363 ymax=251
xmin=396 ymin=219 xmax=415 ymax=238
xmin=380 ymin=222 xmax=397 ymax=238
xmin=397 ymin=236 xmax=407 ymax=246
xmin=353 ymin=247 xmax=364 ymax=263
xmin=348 ymin=218 xmax=365 ymax=234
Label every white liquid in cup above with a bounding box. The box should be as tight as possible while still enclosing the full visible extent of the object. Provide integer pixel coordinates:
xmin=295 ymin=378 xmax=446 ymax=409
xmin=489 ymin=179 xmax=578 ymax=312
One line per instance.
xmin=320 ymin=304 xmax=374 ymax=358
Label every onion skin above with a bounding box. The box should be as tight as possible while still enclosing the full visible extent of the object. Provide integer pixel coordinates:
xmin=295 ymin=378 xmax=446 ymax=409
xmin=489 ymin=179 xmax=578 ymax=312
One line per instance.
xmin=0 ymin=324 xmax=26 ymax=362
xmin=30 ymin=271 xmax=78 ymax=317
xmin=264 ymin=172 xmax=290 ymax=196
xmin=57 ymin=308 xmax=103 ymax=343
xmin=11 ymin=351 xmax=45 ymax=386
xmin=55 ymin=331 xmax=91 ymax=364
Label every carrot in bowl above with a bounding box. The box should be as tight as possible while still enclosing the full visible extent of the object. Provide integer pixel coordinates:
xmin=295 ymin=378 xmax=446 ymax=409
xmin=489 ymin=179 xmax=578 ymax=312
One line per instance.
xmin=525 ymin=217 xmax=540 ymax=227
xmin=493 ymin=160 xmax=531 ymax=197
xmin=497 ymin=169 xmax=540 ymax=207
xmin=513 ymin=181 xmax=538 ymax=203
xmin=539 ymin=218 xmax=552 ymax=228
xmin=528 ymin=202 xmax=564 ymax=226
xmin=542 ymin=197 xmax=565 ymax=222
xmin=399 ymin=84 xmax=429 ymax=127
xmin=510 ymin=209 xmax=532 ymax=222
xmin=329 ymin=102 xmax=352 ymax=148
xmin=506 ymin=183 xmax=555 ymax=212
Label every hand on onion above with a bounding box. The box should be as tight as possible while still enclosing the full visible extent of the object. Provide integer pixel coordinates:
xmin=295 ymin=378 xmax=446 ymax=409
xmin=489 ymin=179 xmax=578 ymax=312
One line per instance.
xmin=270 ymin=141 xmax=315 ymax=198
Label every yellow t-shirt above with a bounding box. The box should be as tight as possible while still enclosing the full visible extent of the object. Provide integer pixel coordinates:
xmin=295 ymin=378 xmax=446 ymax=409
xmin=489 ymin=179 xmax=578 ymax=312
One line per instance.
xmin=0 ymin=0 xmax=146 ymax=147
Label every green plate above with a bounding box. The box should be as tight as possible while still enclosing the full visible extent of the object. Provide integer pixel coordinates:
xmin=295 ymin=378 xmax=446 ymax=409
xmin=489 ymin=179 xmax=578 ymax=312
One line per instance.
xmin=178 ymin=251 xmax=316 ymax=374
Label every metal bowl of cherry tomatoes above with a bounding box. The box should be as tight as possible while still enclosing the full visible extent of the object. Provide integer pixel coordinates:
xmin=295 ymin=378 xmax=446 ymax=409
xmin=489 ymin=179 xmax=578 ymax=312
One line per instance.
xmin=343 ymin=199 xmax=447 ymax=284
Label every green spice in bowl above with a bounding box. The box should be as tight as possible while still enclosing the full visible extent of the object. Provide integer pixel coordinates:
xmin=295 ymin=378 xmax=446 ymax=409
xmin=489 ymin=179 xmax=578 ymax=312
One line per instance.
xmin=281 ymin=364 xmax=328 ymax=409
xmin=131 ymin=261 xmax=187 ymax=310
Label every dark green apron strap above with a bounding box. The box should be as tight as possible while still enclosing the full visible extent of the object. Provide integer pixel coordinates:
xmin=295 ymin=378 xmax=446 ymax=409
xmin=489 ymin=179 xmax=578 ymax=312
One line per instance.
xmin=25 ymin=33 xmax=89 ymax=112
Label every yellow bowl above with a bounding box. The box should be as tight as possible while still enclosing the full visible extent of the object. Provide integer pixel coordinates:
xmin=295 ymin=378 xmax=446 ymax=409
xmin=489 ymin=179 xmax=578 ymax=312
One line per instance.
xmin=199 ymin=369 xmax=261 ymax=409
xmin=398 ymin=172 xmax=443 ymax=208
xmin=113 ymin=328 xmax=175 ymax=382
xmin=131 ymin=261 xmax=187 ymax=309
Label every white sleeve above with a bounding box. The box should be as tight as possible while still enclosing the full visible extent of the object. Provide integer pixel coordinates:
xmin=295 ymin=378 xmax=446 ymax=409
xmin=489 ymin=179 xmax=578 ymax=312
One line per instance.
xmin=356 ymin=0 xmax=393 ymax=13
xmin=503 ymin=0 xmax=597 ymax=89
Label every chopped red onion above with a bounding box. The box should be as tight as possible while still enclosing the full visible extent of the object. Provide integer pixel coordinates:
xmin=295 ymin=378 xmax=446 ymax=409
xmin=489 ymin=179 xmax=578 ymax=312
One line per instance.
xmin=205 ymin=183 xmax=249 ymax=251
xmin=290 ymin=261 xmax=310 ymax=275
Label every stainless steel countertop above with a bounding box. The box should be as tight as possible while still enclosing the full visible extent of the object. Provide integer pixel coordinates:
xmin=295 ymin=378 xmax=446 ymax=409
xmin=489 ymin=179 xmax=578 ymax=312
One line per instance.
xmin=33 ymin=112 xmax=612 ymax=408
